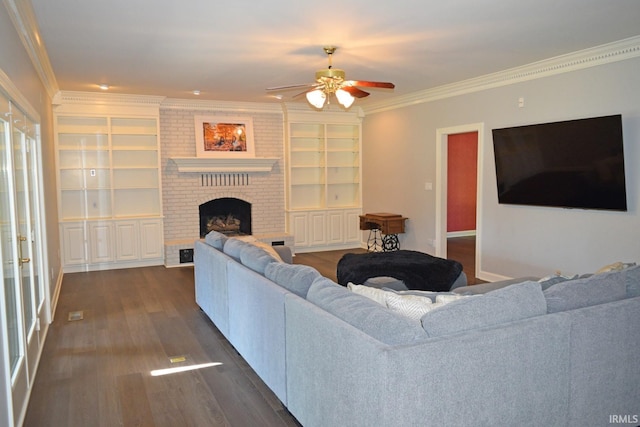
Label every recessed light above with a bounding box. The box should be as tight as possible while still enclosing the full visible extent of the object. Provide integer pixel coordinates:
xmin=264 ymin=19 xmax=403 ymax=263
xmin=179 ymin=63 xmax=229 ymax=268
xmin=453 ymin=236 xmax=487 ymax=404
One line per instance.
xmin=98 ymin=84 xmax=109 ymax=90
xmin=193 ymin=90 xmax=201 ymax=95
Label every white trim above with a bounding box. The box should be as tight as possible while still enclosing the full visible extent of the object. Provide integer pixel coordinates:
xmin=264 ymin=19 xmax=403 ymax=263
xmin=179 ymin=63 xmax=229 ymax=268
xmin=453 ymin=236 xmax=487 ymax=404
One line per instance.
xmin=53 ymin=91 xmax=165 ymax=108
xmin=435 ymin=123 xmax=484 ymax=281
xmin=363 ymin=35 xmax=640 ymax=115
xmin=447 ymin=230 xmax=476 ymax=238
xmin=161 ymin=98 xmax=283 ymax=114
xmin=2 ymin=0 xmax=59 ymax=98
xmin=170 ymin=156 xmax=279 ymax=173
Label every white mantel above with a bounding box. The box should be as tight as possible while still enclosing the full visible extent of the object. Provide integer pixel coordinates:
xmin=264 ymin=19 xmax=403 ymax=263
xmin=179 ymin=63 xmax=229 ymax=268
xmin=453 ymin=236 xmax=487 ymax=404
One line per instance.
xmin=170 ymin=156 xmax=279 ymax=173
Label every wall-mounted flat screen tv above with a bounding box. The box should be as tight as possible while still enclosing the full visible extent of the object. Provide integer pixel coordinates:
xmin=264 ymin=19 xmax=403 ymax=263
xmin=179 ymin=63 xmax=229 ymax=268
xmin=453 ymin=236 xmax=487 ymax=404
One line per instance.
xmin=492 ymin=114 xmax=627 ymax=211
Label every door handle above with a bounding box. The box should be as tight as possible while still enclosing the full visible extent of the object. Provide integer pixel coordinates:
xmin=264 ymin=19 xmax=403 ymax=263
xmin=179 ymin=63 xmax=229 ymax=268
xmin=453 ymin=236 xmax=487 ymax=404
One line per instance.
xmin=17 ymin=235 xmax=30 ymax=266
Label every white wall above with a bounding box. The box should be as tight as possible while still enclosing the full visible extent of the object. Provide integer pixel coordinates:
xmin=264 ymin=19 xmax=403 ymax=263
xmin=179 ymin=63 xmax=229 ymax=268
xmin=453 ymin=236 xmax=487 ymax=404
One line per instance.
xmin=362 ymin=56 xmax=640 ymax=279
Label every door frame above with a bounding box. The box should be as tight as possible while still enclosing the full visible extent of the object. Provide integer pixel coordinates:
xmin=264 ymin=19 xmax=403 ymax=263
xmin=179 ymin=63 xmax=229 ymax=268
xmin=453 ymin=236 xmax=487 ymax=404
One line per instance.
xmin=435 ymin=123 xmax=484 ymax=279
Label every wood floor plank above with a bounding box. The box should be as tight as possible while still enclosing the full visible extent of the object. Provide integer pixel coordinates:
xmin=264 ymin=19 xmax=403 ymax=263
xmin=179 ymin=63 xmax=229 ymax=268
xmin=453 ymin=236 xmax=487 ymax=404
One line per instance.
xmin=117 ymin=372 xmax=156 ymax=427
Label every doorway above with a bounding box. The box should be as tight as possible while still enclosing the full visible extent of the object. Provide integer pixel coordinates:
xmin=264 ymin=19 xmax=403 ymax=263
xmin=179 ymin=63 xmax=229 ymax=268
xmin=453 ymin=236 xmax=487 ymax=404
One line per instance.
xmin=0 ymin=89 xmax=48 ymax=426
xmin=435 ymin=123 xmax=484 ymax=281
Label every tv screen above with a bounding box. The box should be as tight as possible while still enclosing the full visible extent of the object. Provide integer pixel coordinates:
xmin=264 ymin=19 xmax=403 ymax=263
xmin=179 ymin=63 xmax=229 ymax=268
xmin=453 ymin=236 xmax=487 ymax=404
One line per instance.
xmin=492 ymin=114 xmax=627 ymax=211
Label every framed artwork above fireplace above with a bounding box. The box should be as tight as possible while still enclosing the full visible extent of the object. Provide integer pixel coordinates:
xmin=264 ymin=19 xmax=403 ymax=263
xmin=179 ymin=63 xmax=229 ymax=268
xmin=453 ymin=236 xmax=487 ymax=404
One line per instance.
xmin=195 ymin=115 xmax=255 ymax=158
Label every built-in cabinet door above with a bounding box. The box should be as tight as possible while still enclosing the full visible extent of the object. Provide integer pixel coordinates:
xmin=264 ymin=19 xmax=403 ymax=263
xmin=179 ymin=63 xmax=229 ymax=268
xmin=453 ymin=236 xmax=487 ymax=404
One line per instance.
xmin=89 ymin=222 xmax=114 ymax=264
xmin=115 ymin=221 xmax=139 ymax=261
xmin=139 ymin=219 xmax=163 ymax=259
xmin=309 ymin=212 xmax=327 ymax=246
xmin=327 ymin=211 xmax=344 ymax=244
xmin=60 ymin=222 xmax=87 ymax=265
xmin=344 ymin=209 xmax=362 ymax=243
xmin=290 ymin=212 xmax=309 ymax=247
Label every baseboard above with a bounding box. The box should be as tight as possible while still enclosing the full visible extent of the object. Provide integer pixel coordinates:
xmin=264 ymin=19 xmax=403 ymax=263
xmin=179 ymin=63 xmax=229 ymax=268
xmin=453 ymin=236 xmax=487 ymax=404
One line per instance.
xmin=447 ymin=230 xmax=476 ymax=238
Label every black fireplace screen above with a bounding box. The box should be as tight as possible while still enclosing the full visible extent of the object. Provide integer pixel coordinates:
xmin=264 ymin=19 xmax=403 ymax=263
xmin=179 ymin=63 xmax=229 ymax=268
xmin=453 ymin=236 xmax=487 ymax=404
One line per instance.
xmin=199 ymin=197 xmax=252 ymax=237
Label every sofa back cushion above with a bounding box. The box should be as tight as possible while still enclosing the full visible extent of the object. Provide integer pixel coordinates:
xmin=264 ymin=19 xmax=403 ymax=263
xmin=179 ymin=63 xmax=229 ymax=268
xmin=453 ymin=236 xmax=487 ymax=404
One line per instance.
xmin=306 ymin=277 xmax=428 ymax=345
xmin=265 ymin=263 xmax=321 ymax=298
xmin=239 ymin=243 xmax=281 ymax=275
xmin=420 ymin=280 xmax=547 ymax=337
xmin=544 ymin=265 xmax=639 ymax=313
xmin=223 ymin=238 xmax=252 ymax=261
xmin=624 ymin=265 xmax=640 ymax=298
xmin=204 ymin=230 xmax=228 ymax=250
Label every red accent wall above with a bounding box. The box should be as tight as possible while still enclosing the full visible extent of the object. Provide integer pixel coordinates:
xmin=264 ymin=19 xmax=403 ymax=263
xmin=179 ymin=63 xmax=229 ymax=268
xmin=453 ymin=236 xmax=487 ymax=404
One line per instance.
xmin=447 ymin=132 xmax=478 ymax=232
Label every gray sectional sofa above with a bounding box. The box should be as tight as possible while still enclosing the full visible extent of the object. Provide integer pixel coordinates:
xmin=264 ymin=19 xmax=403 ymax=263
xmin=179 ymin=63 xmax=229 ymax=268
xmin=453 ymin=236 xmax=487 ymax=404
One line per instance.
xmin=194 ymin=231 xmax=640 ymax=427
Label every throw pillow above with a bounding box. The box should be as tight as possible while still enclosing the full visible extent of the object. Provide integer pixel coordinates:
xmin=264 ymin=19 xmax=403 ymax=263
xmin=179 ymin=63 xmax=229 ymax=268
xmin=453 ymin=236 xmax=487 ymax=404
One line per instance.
xmin=595 ymin=261 xmax=636 ymax=274
xmin=347 ymin=283 xmax=388 ymax=306
xmin=383 ymin=288 xmax=457 ymax=303
xmin=384 ymin=293 xmax=433 ymax=321
xmin=421 ymin=280 xmax=546 ymax=338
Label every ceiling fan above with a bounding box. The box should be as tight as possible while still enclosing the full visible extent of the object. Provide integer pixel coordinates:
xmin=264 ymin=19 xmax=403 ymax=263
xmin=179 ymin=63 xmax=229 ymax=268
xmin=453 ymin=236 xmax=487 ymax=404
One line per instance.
xmin=266 ymin=46 xmax=395 ymax=109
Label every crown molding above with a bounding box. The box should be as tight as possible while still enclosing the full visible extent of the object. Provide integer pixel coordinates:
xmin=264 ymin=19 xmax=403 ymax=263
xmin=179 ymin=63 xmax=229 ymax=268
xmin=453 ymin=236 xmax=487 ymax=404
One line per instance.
xmin=52 ymin=90 xmax=165 ymax=107
xmin=363 ymin=35 xmax=640 ymax=115
xmin=161 ymin=98 xmax=284 ymax=114
xmin=3 ymin=0 xmax=59 ymax=99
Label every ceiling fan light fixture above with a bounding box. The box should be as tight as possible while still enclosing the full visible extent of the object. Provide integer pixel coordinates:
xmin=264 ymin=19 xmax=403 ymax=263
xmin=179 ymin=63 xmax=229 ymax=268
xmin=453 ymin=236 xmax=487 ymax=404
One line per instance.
xmin=335 ymin=89 xmax=355 ymax=108
xmin=306 ymin=89 xmax=327 ymax=109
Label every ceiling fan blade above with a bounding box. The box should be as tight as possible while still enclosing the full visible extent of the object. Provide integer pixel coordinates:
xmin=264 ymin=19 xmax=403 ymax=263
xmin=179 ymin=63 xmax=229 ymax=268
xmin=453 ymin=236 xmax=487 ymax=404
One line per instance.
xmin=266 ymin=83 xmax=315 ymax=91
xmin=346 ymin=80 xmax=395 ymax=89
xmin=340 ymin=86 xmax=370 ymax=98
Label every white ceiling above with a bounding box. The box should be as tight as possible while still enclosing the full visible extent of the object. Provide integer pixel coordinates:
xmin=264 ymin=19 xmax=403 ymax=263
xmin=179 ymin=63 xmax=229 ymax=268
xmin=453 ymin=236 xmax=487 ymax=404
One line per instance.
xmin=30 ymin=0 xmax=640 ymax=106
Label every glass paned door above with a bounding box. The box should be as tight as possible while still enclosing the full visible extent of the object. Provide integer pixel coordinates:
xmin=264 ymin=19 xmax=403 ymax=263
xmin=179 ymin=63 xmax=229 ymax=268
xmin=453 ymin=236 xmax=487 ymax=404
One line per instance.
xmin=12 ymin=111 xmax=35 ymax=341
xmin=0 ymin=98 xmax=22 ymax=375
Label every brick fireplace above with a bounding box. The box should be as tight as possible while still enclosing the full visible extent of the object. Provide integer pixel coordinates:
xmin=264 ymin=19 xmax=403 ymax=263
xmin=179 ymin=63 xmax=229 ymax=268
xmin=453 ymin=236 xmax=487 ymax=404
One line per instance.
xmin=160 ymin=104 xmax=293 ymax=266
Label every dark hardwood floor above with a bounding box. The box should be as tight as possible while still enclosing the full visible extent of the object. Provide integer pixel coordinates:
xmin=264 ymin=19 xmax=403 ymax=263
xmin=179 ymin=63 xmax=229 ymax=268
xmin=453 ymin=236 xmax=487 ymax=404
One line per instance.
xmin=24 ymin=266 xmax=300 ymax=427
xmin=25 ymin=239 xmax=478 ymax=426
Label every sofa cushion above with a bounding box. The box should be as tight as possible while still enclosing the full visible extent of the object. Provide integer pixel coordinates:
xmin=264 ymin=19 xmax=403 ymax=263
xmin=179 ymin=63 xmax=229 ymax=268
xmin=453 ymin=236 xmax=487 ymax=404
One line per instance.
xmin=204 ymin=230 xmax=228 ymax=250
xmin=223 ymin=238 xmax=252 ymax=261
xmin=265 ymin=263 xmax=321 ymax=298
xmin=239 ymin=243 xmax=281 ymax=275
xmin=421 ymin=280 xmax=546 ymax=337
xmin=543 ymin=268 xmax=630 ymax=313
xmin=307 ymin=277 xmax=428 ymax=345
xmin=626 ymin=265 xmax=640 ymax=297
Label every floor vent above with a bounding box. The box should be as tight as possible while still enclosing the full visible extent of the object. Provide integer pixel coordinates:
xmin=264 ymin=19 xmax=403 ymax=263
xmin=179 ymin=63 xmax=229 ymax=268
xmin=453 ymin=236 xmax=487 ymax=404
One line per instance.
xmin=169 ymin=355 xmax=187 ymax=364
xmin=68 ymin=311 xmax=84 ymax=321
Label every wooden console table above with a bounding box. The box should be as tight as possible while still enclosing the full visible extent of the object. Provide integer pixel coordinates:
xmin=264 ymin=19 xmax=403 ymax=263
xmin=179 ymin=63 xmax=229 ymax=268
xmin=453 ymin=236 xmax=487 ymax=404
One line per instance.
xmin=359 ymin=213 xmax=408 ymax=252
